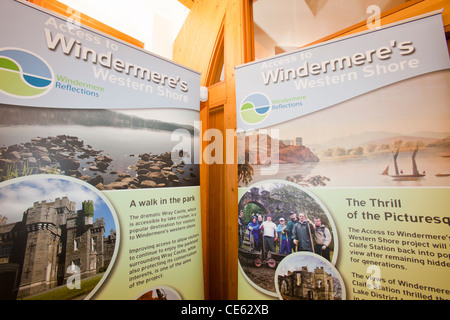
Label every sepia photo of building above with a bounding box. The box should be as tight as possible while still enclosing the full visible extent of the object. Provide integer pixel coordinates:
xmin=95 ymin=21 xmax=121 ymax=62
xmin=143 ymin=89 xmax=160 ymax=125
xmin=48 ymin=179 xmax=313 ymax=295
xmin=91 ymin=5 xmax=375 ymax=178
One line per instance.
xmin=278 ymin=266 xmax=335 ymax=300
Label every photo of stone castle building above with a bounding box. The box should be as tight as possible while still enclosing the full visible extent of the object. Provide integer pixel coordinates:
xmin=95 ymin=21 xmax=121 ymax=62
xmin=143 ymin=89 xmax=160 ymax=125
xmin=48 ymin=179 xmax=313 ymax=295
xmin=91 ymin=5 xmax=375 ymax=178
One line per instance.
xmin=278 ymin=266 xmax=334 ymax=300
xmin=0 ymin=196 xmax=116 ymax=299
xmin=278 ymin=265 xmax=335 ymax=300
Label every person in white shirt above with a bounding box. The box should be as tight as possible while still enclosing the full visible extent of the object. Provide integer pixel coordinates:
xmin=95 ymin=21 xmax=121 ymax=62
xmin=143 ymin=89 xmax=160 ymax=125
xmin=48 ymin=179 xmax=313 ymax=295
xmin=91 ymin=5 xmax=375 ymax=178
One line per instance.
xmin=261 ymin=214 xmax=277 ymax=259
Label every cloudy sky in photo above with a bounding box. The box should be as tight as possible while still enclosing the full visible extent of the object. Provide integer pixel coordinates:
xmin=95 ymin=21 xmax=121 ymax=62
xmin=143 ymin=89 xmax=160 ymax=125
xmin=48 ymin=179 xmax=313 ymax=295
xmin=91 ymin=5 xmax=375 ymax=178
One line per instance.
xmin=0 ymin=176 xmax=116 ymax=234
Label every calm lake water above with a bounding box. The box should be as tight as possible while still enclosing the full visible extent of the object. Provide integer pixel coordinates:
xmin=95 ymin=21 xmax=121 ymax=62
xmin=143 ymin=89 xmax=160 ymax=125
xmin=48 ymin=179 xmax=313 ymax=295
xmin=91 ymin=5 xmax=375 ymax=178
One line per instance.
xmin=249 ymin=148 xmax=450 ymax=188
xmin=0 ymin=125 xmax=199 ymax=185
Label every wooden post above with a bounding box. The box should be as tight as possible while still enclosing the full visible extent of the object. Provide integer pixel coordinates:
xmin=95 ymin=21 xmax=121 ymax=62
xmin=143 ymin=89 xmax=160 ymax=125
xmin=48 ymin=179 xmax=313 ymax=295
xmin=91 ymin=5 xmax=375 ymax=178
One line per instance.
xmin=173 ymin=0 xmax=254 ymax=300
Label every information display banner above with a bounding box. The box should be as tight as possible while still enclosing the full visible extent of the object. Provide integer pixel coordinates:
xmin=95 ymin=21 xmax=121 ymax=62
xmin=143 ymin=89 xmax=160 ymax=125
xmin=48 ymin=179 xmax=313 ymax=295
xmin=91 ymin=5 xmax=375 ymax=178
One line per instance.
xmin=236 ymin=11 xmax=449 ymax=132
xmin=236 ymin=12 xmax=450 ymax=300
xmin=0 ymin=1 xmax=199 ymax=110
xmin=0 ymin=0 xmax=203 ymax=300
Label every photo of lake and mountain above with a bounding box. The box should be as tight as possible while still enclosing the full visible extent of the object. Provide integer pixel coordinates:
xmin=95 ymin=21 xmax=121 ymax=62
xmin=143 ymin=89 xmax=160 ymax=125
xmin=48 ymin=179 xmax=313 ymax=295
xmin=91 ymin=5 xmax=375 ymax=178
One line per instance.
xmin=238 ymin=70 xmax=450 ymax=188
xmin=0 ymin=104 xmax=200 ymax=190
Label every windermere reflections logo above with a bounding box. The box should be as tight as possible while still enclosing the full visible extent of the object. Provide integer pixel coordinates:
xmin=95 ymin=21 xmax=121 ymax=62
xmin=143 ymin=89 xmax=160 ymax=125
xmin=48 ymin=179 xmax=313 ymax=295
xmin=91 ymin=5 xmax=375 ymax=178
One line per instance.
xmin=239 ymin=92 xmax=272 ymax=125
xmin=0 ymin=48 xmax=54 ymax=98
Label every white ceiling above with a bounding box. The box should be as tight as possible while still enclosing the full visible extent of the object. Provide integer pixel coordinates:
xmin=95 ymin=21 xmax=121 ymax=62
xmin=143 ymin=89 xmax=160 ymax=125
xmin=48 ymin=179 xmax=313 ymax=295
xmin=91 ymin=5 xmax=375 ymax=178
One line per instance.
xmin=59 ymin=0 xmax=190 ymax=58
xmin=57 ymin=0 xmax=410 ymax=60
xmin=253 ymin=0 xmax=409 ymax=59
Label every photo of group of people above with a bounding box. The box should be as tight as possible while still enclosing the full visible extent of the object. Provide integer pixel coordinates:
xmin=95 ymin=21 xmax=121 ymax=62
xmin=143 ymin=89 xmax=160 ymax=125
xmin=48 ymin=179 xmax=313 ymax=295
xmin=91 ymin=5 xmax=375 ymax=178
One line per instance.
xmin=242 ymin=211 xmax=332 ymax=261
xmin=238 ymin=180 xmax=337 ymax=295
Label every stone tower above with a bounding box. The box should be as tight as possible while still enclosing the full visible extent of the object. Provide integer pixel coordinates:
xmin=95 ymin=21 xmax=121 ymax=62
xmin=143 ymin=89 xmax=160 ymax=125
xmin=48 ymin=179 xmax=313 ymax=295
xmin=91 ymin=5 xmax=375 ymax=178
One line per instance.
xmin=313 ymin=266 xmax=334 ymax=300
xmin=19 ymin=197 xmax=74 ymax=298
xmin=64 ymin=199 xmax=104 ymax=281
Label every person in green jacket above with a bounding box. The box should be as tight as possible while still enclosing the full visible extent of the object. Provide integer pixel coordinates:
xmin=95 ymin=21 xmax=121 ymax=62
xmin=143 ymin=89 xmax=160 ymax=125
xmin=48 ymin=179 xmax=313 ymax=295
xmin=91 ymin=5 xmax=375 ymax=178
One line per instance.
xmin=286 ymin=211 xmax=298 ymax=253
xmin=291 ymin=213 xmax=315 ymax=252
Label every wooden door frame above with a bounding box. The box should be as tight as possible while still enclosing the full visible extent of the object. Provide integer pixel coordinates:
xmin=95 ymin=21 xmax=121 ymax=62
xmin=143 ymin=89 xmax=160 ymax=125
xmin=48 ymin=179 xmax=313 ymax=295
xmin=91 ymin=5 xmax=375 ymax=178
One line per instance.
xmin=173 ymin=0 xmax=254 ymax=300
